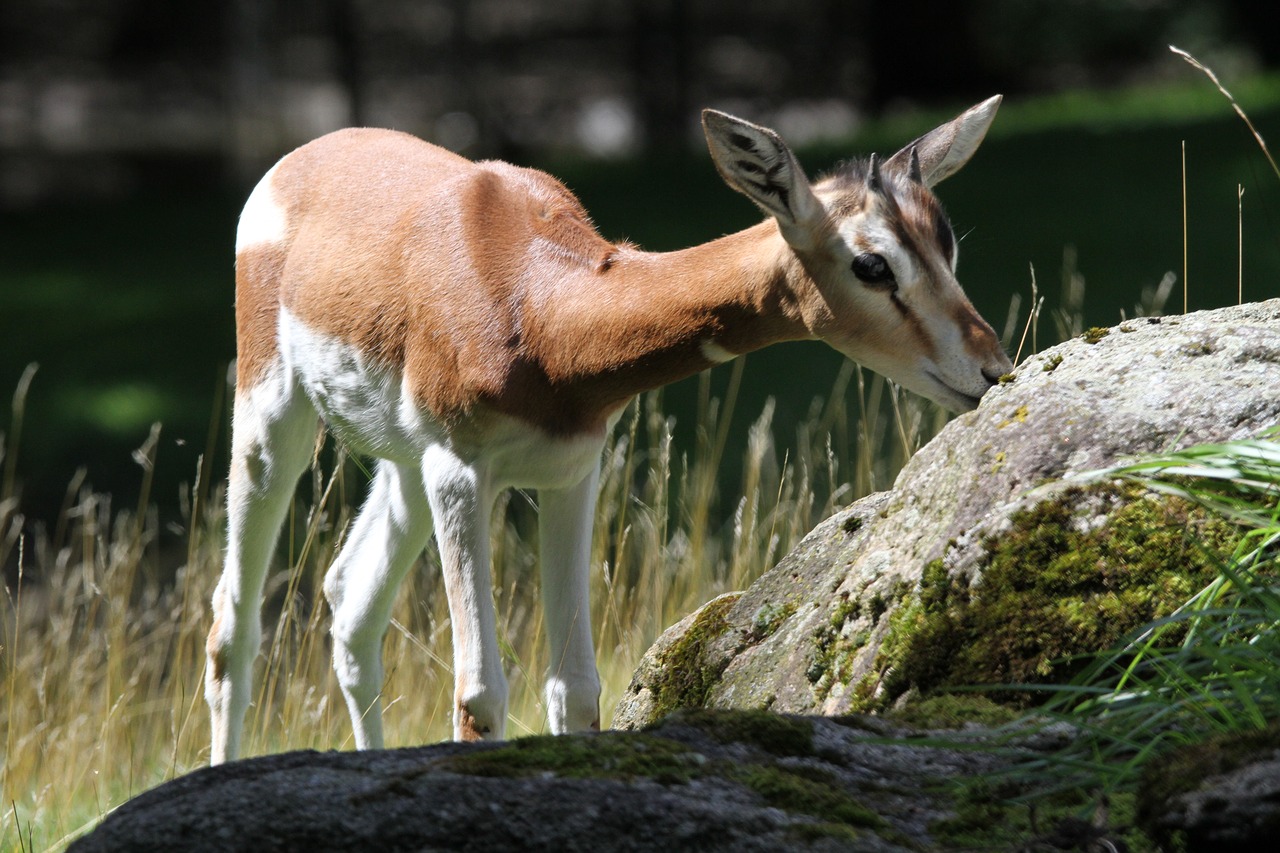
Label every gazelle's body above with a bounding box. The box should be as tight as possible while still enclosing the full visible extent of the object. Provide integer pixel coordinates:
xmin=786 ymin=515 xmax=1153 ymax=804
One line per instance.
xmin=206 ymin=97 xmax=1011 ymax=763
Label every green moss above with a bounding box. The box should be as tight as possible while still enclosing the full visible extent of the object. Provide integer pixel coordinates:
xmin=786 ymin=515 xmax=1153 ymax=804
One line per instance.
xmin=1179 ymin=339 xmax=1215 ymax=356
xmin=885 ymin=694 xmax=1019 ymax=730
xmin=647 ymin=593 xmax=739 ymax=718
xmin=931 ymin=783 xmax=1156 ymax=851
xmin=807 ymin=593 xmax=867 ymax=692
xmin=733 ymin=764 xmax=884 ymax=832
xmin=998 ymin=372 xmax=1017 ymax=384
xmin=444 ymin=731 xmax=701 ymax=784
xmin=748 ymin=600 xmax=797 ymax=643
xmin=1043 ymin=353 xmax=1064 ymax=372
xmin=665 ymin=708 xmax=814 ymax=757
xmin=876 ymin=484 xmax=1242 ymax=708
xmin=1082 ymin=327 xmax=1111 ymax=344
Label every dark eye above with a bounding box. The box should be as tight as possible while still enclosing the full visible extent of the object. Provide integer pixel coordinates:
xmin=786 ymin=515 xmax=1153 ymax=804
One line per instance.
xmin=852 ymin=252 xmax=895 ymax=286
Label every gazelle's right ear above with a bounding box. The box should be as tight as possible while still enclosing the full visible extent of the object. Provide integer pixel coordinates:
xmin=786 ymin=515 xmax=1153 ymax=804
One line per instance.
xmin=702 ymin=110 xmax=823 ymax=233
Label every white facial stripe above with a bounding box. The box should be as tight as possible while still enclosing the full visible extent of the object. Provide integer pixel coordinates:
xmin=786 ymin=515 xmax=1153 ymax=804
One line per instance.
xmin=838 ymin=212 xmax=916 ymax=283
xmin=235 ymin=161 xmax=288 ymax=253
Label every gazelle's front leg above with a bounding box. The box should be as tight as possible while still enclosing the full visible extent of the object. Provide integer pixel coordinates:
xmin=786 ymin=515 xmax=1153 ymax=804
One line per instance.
xmin=538 ymin=463 xmax=603 ymax=733
xmin=324 ymin=460 xmax=434 ymax=750
xmin=422 ymin=445 xmax=508 ymax=741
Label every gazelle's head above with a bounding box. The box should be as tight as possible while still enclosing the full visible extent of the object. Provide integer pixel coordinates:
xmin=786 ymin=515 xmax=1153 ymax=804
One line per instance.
xmin=703 ymin=96 xmax=1012 ymax=412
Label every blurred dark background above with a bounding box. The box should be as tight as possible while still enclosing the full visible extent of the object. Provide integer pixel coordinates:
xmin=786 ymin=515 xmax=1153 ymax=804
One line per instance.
xmin=2 ymin=0 xmax=1279 ymax=536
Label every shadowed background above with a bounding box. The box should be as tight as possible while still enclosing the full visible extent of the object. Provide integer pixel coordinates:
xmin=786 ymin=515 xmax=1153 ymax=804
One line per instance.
xmin=1 ymin=0 xmax=1278 ymax=535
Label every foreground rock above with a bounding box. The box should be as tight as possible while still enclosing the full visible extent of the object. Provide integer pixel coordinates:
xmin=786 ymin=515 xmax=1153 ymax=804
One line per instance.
xmin=1137 ymin=723 xmax=1280 ymax=848
xmin=72 ymin=711 xmax=1042 ymax=852
xmin=615 ymin=300 xmax=1280 ymax=728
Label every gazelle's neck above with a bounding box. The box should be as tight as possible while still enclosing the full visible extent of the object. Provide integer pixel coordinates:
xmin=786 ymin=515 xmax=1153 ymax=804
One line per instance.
xmin=530 ymin=220 xmax=814 ymax=405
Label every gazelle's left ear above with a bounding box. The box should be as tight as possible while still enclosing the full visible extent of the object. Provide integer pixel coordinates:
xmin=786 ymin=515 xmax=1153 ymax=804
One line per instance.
xmin=885 ymin=95 xmax=1001 ymax=187
xmin=702 ymin=110 xmax=823 ymax=234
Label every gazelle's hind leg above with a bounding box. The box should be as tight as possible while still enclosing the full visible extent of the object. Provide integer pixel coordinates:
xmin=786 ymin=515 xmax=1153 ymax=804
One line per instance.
xmin=422 ymin=445 xmax=508 ymax=741
xmin=539 ymin=463 xmax=603 ymax=733
xmin=324 ymin=459 xmax=433 ymax=750
xmin=206 ymin=369 xmax=316 ymax=764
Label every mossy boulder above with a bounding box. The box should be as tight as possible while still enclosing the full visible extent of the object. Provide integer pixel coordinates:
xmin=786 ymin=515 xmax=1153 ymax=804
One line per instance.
xmin=614 ymin=300 xmax=1280 ymax=729
xmin=71 ymin=710 xmax=1036 ymax=852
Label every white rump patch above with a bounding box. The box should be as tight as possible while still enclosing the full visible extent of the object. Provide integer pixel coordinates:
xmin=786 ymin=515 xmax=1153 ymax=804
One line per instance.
xmin=236 ymin=161 xmax=288 ymax=253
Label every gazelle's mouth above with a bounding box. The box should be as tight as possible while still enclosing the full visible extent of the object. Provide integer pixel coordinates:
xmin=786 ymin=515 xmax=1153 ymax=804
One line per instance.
xmin=922 ymin=369 xmax=986 ymax=413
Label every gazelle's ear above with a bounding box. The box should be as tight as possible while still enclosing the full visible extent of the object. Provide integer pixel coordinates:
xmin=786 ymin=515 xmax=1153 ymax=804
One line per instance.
xmin=702 ymin=109 xmax=823 ymax=232
xmin=884 ymin=95 xmax=1001 ymax=187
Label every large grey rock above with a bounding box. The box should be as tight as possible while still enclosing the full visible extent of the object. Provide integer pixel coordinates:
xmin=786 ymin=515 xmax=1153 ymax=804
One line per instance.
xmin=614 ymin=300 xmax=1280 ymax=729
xmin=71 ymin=711 xmax=1020 ymax=852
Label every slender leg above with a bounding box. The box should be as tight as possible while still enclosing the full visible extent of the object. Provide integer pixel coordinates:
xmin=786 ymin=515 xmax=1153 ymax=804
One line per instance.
xmin=538 ymin=463 xmax=602 ymax=733
xmin=324 ymin=460 xmax=433 ymax=750
xmin=422 ymin=445 xmax=508 ymax=741
xmin=206 ymin=371 xmax=317 ymax=764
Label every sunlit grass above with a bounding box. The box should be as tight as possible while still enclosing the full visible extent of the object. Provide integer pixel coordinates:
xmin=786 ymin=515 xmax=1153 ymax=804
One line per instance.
xmin=0 ymin=355 xmax=938 ymax=851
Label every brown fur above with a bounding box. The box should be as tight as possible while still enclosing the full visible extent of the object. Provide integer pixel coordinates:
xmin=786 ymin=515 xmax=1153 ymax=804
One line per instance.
xmin=237 ymin=128 xmax=813 ymax=437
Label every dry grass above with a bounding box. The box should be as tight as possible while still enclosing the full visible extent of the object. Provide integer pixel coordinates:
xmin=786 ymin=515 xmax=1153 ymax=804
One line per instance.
xmin=0 ymin=357 xmax=937 ymax=851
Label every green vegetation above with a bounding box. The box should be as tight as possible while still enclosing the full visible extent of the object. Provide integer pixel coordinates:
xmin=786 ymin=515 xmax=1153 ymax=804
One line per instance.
xmin=874 ymin=483 xmax=1243 ymax=707
xmin=660 ymin=708 xmax=815 ymax=757
xmin=443 ymin=730 xmax=702 ymax=784
xmin=643 ymin=593 xmax=739 ymax=720
xmin=1015 ymin=438 xmax=1280 ymax=790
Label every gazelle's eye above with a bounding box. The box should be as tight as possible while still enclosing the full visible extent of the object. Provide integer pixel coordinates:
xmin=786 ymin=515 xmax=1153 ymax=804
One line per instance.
xmin=852 ymin=252 xmax=894 ymax=285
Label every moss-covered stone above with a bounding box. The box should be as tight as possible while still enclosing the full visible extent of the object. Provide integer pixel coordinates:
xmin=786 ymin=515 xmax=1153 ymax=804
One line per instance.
xmin=1135 ymin=721 xmax=1280 ymax=846
xmin=646 ymin=593 xmax=739 ymax=719
xmin=877 ymin=484 xmax=1242 ymax=707
xmin=733 ymin=763 xmax=884 ymax=833
xmin=747 ymin=600 xmax=797 ymax=643
xmin=444 ymin=731 xmax=702 ymax=784
xmin=661 ymin=708 xmax=814 ymax=757
xmin=931 ymin=782 xmax=1156 ymax=852
xmin=807 ymin=593 xmax=867 ymax=694
xmin=447 ymin=712 xmax=885 ymax=843
xmin=885 ymin=694 xmax=1019 ymax=730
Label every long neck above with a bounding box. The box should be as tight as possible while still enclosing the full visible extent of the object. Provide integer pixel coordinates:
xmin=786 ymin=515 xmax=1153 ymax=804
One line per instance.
xmin=529 ymin=220 xmax=814 ymax=404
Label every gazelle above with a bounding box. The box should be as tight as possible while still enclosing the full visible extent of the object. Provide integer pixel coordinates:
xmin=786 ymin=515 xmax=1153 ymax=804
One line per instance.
xmin=205 ymin=96 xmax=1011 ymax=764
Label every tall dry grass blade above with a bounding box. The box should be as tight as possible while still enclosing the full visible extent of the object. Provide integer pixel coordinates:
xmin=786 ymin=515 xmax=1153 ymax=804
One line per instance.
xmin=1182 ymin=139 xmax=1188 ymax=313
xmin=1238 ymin=184 xmax=1245 ymax=304
xmin=2 ymin=363 xmax=38 ymax=502
xmin=1171 ymin=45 xmax=1280 ymax=183
xmin=1013 ymin=265 xmax=1043 ymax=365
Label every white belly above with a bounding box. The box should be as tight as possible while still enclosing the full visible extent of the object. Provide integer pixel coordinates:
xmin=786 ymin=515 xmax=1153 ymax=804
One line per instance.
xmin=278 ymin=309 xmax=609 ymax=490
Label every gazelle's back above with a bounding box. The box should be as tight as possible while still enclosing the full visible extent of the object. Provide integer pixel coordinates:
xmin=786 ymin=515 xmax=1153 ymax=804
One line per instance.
xmin=235 ymin=128 xmax=619 ymax=432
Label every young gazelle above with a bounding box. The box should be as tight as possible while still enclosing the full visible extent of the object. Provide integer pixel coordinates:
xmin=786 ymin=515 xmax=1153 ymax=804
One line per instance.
xmin=206 ymin=96 xmax=1011 ymax=763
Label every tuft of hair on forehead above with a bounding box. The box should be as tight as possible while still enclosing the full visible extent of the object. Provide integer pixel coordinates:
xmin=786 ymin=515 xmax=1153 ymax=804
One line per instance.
xmin=818 ymin=157 xmax=957 ymax=264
